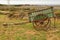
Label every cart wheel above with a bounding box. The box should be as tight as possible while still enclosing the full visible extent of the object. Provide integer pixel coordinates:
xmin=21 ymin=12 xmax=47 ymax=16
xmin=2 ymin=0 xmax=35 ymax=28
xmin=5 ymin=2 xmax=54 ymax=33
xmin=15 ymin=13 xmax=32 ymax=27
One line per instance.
xmin=33 ymin=14 xmax=50 ymax=31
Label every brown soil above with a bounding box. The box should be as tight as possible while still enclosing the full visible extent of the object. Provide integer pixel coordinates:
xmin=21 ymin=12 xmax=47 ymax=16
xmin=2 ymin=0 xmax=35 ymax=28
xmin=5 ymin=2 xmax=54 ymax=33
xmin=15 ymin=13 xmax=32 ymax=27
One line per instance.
xmin=25 ymin=30 xmax=36 ymax=35
xmin=46 ymin=29 xmax=60 ymax=40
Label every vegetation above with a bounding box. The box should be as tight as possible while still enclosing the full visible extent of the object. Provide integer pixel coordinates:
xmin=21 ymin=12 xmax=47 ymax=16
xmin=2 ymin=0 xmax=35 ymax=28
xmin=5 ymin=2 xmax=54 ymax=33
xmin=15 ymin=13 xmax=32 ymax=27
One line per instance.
xmin=0 ymin=5 xmax=60 ymax=40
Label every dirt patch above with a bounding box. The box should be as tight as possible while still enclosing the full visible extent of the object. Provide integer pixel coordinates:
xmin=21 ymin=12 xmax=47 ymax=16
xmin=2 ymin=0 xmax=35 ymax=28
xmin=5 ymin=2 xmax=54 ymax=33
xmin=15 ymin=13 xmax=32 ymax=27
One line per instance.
xmin=46 ymin=29 xmax=60 ymax=40
xmin=47 ymin=33 xmax=60 ymax=40
xmin=25 ymin=30 xmax=36 ymax=35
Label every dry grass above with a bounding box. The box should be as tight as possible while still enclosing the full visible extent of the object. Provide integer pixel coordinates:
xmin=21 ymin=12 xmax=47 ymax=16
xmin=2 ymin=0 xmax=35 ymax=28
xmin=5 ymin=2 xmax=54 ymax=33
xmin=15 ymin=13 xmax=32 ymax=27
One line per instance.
xmin=0 ymin=5 xmax=60 ymax=40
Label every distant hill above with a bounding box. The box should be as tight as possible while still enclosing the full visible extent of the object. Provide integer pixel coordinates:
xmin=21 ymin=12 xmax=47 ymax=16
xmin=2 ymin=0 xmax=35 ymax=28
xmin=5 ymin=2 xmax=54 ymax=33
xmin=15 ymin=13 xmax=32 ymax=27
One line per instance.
xmin=0 ymin=4 xmax=60 ymax=11
xmin=0 ymin=4 xmax=8 ymax=6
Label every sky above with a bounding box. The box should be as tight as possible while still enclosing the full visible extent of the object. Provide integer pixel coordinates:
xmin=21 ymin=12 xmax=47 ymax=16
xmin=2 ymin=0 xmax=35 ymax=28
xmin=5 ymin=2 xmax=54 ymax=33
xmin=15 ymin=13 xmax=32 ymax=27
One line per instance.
xmin=0 ymin=0 xmax=60 ymax=5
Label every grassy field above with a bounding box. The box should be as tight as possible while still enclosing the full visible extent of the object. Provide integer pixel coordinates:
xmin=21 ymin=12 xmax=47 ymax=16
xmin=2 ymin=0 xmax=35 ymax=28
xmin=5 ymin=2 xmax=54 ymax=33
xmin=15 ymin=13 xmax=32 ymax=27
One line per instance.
xmin=0 ymin=14 xmax=47 ymax=40
xmin=0 ymin=5 xmax=60 ymax=40
xmin=0 ymin=13 xmax=60 ymax=40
